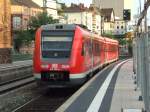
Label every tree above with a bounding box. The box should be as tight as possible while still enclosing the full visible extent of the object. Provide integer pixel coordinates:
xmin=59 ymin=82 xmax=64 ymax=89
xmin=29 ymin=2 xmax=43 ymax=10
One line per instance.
xmin=29 ymin=12 xmax=58 ymax=30
xmin=14 ymin=30 xmax=33 ymax=52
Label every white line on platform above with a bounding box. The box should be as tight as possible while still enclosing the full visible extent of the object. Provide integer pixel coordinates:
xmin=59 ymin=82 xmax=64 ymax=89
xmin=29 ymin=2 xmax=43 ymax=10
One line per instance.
xmin=86 ymin=60 xmax=128 ymax=112
xmin=55 ymin=61 xmax=120 ymax=112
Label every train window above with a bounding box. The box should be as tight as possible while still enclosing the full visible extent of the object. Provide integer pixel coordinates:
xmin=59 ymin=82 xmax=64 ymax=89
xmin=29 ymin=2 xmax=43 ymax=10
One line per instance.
xmin=41 ymin=30 xmax=74 ymax=59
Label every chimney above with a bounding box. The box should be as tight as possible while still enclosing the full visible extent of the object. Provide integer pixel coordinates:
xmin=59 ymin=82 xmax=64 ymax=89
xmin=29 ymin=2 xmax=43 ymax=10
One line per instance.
xmin=79 ymin=3 xmax=84 ymax=9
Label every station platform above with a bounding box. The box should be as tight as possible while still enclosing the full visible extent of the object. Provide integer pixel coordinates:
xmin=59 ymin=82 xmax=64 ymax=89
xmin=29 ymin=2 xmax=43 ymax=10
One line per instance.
xmin=0 ymin=60 xmax=32 ymax=70
xmin=0 ymin=60 xmax=32 ymax=85
xmin=56 ymin=59 xmax=145 ymax=112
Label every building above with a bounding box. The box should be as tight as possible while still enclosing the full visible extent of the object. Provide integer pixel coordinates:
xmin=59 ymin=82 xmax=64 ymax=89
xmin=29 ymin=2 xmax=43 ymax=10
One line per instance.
xmin=64 ymin=3 xmax=101 ymax=35
xmin=64 ymin=4 xmax=92 ymax=30
xmin=11 ymin=0 xmax=43 ymax=30
xmin=0 ymin=0 xmax=12 ymax=63
xmin=89 ymin=4 xmax=101 ymax=34
xmin=32 ymin=0 xmax=61 ymax=19
xmin=114 ymin=19 xmax=126 ymax=36
xmin=92 ymin=0 xmax=134 ymax=19
xmin=101 ymin=8 xmax=115 ymax=35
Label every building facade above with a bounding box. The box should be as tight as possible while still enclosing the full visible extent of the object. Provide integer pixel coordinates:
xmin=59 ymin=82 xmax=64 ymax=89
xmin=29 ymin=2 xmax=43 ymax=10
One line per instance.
xmin=101 ymin=8 xmax=115 ymax=35
xmin=114 ymin=19 xmax=126 ymax=36
xmin=0 ymin=0 xmax=12 ymax=63
xmin=32 ymin=0 xmax=61 ymax=19
xmin=11 ymin=0 xmax=43 ymax=30
xmin=64 ymin=4 xmax=101 ymax=35
xmin=89 ymin=4 xmax=101 ymax=34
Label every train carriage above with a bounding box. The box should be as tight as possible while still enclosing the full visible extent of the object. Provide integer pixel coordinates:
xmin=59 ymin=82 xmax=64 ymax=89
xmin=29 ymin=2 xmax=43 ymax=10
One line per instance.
xmin=33 ymin=24 xmax=119 ymax=87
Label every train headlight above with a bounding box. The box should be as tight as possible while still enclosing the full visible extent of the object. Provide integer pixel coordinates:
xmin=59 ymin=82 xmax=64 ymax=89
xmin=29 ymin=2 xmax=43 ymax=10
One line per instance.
xmin=41 ymin=64 xmax=49 ymax=69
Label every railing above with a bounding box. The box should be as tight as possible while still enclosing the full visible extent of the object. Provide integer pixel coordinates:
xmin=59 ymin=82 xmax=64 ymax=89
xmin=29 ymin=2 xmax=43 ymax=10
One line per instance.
xmin=133 ymin=32 xmax=150 ymax=112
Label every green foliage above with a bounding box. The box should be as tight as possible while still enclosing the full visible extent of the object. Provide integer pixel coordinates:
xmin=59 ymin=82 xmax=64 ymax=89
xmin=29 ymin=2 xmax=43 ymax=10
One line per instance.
xmin=14 ymin=30 xmax=33 ymax=52
xmin=29 ymin=12 xmax=59 ymax=30
xmin=58 ymin=3 xmax=67 ymax=16
xmin=118 ymin=38 xmax=127 ymax=45
xmin=14 ymin=12 xmax=59 ymax=53
xmin=102 ymin=33 xmax=116 ymax=39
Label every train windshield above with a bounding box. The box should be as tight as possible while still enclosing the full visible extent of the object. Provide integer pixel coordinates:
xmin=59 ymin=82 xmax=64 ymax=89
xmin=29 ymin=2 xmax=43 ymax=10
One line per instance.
xmin=41 ymin=30 xmax=74 ymax=59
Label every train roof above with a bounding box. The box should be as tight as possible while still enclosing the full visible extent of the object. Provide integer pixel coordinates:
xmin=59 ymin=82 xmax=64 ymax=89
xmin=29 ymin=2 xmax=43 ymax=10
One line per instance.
xmin=41 ymin=24 xmax=77 ymax=31
xmin=41 ymin=24 xmax=118 ymax=44
xmin=41 ymin=24 xmax=89 ymax=31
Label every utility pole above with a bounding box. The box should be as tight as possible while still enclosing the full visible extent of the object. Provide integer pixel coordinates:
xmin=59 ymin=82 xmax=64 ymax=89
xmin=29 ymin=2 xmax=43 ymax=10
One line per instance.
xmin=139 ymin=0 xmax=142 ymax=32
xmin=43 ymin=0 xmax=47 ymax=12
xmin=136 ymin=0 xmax=150 ymax=32
xmin=144 ymin=0 xmax=148 ymax=32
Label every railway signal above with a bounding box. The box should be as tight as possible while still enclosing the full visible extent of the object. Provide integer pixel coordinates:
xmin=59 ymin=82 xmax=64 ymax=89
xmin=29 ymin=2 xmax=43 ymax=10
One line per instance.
xmin=123 ymin=9 xmax=131 ymax=21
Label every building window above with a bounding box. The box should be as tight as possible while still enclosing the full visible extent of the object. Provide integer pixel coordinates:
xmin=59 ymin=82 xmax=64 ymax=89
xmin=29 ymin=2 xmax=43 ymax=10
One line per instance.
xmin=121 ymin=26 xmax=124 ymax=29
xmin=13 ymin=16 xmax=21 ymax=29
xmin=117 ymin=26 xmax=119 ymax=29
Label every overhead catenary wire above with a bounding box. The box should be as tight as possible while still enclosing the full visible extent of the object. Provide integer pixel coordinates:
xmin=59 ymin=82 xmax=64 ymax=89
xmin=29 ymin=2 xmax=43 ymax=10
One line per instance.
xmin=136 ymin=0 xmax=150 ymax=32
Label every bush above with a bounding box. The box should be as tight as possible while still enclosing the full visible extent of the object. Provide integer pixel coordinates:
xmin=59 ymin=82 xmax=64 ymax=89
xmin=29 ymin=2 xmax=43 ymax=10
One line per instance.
xmin=14 ymin=30 xmax=34 ymax=52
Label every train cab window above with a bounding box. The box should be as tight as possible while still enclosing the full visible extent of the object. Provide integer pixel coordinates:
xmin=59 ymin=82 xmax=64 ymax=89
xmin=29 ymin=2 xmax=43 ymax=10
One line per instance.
xmin=41 ymin=30 xmax=74 ymax=59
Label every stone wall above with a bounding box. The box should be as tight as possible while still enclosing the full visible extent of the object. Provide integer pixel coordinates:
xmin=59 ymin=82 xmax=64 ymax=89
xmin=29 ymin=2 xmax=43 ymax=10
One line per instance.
xmin=0 ymin=48 xmax=12 ymax=64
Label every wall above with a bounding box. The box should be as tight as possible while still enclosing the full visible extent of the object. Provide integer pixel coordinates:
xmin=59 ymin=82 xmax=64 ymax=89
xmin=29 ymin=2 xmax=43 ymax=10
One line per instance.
xmin=0 ymin=0 xmax=12 ymax=63
xmin=103 ymin=22 xmax=114 ymax=34
xmin=11 ymin=4 xmax=43 ymax=30
xmin=64 ymin=12 xmax=94 ymax=32
xmin=32 ymin=0 xmax=58 ymax=19
xmin=114 ymin=20 xmax=126 ymax=35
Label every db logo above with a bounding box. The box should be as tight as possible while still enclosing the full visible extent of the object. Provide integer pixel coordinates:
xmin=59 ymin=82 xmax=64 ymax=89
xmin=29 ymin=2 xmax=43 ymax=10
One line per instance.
xmin=52 ymin=64 xmax=58 ymax=70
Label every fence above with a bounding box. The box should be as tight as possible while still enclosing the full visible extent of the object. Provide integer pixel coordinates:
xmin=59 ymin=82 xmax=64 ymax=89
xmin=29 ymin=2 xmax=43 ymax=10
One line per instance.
xmin=133 ymin=33 xmax=150 ymax=112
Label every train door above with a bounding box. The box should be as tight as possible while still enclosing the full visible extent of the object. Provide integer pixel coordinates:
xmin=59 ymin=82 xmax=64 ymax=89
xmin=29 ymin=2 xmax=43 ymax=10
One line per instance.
xmin=90 ymin=34 xmax=94 ymax=76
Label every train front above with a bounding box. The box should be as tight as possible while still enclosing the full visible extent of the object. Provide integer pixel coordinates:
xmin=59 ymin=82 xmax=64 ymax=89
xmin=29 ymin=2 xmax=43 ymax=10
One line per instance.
xmin=33 ymin=24 xmax=84 ymax=87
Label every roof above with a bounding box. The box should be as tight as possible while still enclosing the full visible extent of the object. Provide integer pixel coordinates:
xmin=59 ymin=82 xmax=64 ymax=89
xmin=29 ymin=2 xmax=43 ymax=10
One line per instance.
xmin=64 ymin=3 xmax=88 ymax=13
xmin=11 ymin=0 xmax=41 ymax=9
xmin=89 ymin=4 xmax=101 ymax=14
xmin=101 ymin=8 xmax=115 ymax=22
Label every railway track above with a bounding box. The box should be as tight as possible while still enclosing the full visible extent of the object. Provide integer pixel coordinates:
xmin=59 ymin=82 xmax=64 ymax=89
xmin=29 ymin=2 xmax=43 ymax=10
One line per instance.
xmin=0 ymin=76 xmax=35 ymax=95
xmin=12 ymin=88 xmax=78 ymax=112
xmin=0 ymin=60 xmax=33 ymax=87
xmin=10 ymin=60 xmax=124 ymax=112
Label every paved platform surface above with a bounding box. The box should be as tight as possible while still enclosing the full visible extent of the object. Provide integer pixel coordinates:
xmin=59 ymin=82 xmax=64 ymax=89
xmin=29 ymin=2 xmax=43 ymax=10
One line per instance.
xmin=56 ymin=59 xmax=144 ymax=112
xmin=0 ymin=60 xmax=32 ymax=70
xmin=109 ymin=60 xmax=144 ymax=112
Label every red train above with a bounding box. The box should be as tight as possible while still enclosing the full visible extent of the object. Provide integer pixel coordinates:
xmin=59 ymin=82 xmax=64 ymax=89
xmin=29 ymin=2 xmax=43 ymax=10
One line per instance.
xmin=33 ymin=24 xmax=119 ymax=87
